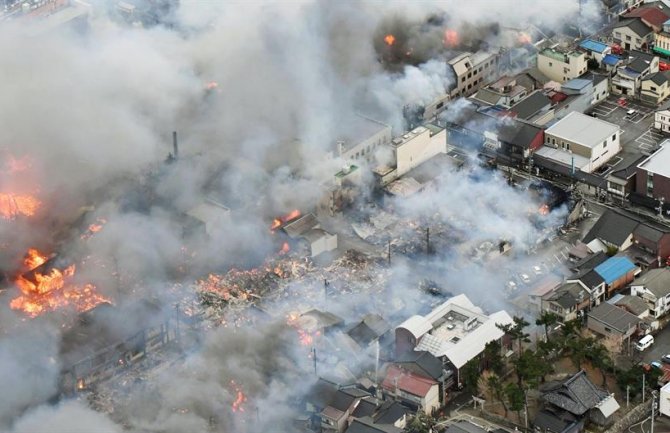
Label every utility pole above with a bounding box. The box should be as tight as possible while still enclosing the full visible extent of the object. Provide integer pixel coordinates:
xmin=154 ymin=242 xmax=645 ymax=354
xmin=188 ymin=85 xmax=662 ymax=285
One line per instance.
xmin=312 ymin=347 xmax=317 ymax=376
xmin=643 ymin=373 xmax=646 ymax=403
xmin=627 ymin=385 xmax=630 ymax=408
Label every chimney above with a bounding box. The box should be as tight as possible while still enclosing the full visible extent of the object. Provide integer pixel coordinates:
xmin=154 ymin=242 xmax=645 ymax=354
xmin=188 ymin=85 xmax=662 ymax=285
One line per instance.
xmin=173 ymin=131 xmax=179 ymax=159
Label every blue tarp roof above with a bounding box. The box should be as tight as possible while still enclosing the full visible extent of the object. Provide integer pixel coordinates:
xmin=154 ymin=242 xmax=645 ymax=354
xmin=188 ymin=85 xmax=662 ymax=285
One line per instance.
xmin=580 ymin=39 xmax=609 ymax=54
xmin=594 ymin=257 xmax=637 ymax=284
xmin=603 ymin=54 xmax=621 ymax=66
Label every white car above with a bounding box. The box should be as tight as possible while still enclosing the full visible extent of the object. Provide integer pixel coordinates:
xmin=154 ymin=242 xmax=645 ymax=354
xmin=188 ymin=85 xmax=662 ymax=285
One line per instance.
xmin=533 ymin=265 xmax=543 ymax=275
xmin=519 ymin=273 xmax=531 ymax=284
xmin=626 ymin=109 xmax=636 ymax=116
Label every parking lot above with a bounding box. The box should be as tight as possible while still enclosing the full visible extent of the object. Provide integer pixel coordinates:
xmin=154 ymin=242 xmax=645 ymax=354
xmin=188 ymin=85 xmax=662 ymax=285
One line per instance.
xmin=588 ymin=95 xmax=658 ymax=154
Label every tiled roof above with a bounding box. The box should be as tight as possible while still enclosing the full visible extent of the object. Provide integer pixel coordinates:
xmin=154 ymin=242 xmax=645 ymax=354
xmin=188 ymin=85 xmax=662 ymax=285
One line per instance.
xmin=382 ymin=365 xmax=437 ymax=397
xmin=542 ymin=370 xmax=613 ymax=416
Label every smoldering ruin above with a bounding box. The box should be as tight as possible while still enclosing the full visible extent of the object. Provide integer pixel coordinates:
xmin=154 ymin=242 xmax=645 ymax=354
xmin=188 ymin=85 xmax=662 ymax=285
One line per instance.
xmin=0 ymin=1 xmax=604 ymax=432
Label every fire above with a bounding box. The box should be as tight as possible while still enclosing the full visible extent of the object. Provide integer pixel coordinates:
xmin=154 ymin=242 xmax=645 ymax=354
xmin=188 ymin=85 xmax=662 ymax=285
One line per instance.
xmin=4 ymin=154 xmax=32 ymax=173
xmin=286 ymin=312 xmax=320 ymax=346
xmin=230 ymin=380 xmax=247 ymax=413
xmin=279 ymin=242 xmax=290 ymax=255
xmin=24 ymin=248 xmax=48 ymax=270
xmin=384 ymin=34 xmax=396 ymax=46
xmin=443 ymin=29 xmax=459 ymax=47
xmin=518 ymin=32 xmax=532 ymax=45
xmin=0 ymin=193 xmax=40 ymax=220
xmin=269 ymin=209 xmax=301 ymax=232
xmin=538 ymin=204 xmax=550 ymax=216
xmin=81 ymin=218 xmax=107 ymax=240
xmin=10 ymin=249 xmax=110 ymax=318
xmin=205 ymin=81 xmax=219 ymax=90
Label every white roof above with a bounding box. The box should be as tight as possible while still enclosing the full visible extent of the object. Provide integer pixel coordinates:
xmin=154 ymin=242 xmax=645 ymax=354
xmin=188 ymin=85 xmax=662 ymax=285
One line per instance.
xmin=404 ymin=294 xmax=514 ymax=369
xmin=535 ymin=146 xmax=591 ymax=170
xmin=638 ymin=140 xmax=670 ymax=178
xmin=586 ymin=238 xmax=608 ymax=254
xmin=596 ymin=395 xmax=620 ymax=418
xmin=545 ymin=111 xmax=620 ymax=149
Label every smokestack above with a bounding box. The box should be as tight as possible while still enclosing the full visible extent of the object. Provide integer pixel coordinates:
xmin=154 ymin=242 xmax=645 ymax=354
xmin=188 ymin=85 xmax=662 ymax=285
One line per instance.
xmin=172 ymin=131 xmax=178 ymax=159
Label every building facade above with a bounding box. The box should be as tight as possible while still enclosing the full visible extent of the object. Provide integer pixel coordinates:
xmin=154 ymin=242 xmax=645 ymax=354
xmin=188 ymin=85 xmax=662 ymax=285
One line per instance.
xmin=447 ymin=51 xmax=500 ymax=98
xmin=636 ymin=141 xmax=670 ymax=201
xmin=537 ymin=48 xmax=588 ymax=83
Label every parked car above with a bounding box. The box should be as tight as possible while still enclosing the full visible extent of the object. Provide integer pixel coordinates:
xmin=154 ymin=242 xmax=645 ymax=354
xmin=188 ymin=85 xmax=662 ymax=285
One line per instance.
xmin=519 ymin=273 xmax=531 ymax=284
xmin=662 ymin=354 xmax=670 ymax=364
xmin=626 ymin=109 xmax=636 ymax=116
xmin=635 ymin=334 xmax=654 ymax=351
xmin=533 ymin=265 xmax=543 ymax=276
xmin=651 ymin=361 xmax=663 ymax=369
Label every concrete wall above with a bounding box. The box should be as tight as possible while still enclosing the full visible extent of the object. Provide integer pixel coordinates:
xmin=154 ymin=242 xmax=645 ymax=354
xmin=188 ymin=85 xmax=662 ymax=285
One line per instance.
xmin=653 ymin=110 xmax=670 ymax=133
xmin=341 ymin=124 xmax=393 ymax=164
xmin=635 ymin=167 xmax=670 ymax=202
xmin=395 ymin=127 xmax=447 ymax=177
xmin=537 ymin=51 xmax=588 ymax=83
xmin=593 ymin=78 xmax=610 ymax=104
xmin=545 ymin=130 xmax=621 ymax=172
xmin=311 ymin=233 xmax=338 ymax=257
xmin=641 ymin=78 xmax=670 ymax=105
xmin=423 ymin=384 xmax=440 ymax=414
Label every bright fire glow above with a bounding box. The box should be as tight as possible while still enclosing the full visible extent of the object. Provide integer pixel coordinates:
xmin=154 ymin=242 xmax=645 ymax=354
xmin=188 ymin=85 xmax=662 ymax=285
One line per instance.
xmin=279 ymin=242 xmax=290 ymax=254
xmin=230 ymin=380 xmax=247 ymax=413
xmin=538 ymin=204 xmax=550 ymax=216
xmin=205 ymin=81 xmax=219 ymax=90
xmin=10 ymin=249 xmax=110 ymax=318
xmin=0 ymin=193 xmax=40 ymax=220
xmin=286 ymin=312 xmax=321 ymax=346
xmin=269 ymin=209 xmax=301 ymax=232
xmin=384 ymin=34 xmax=396 ymax=46
xmin=81 ymin=218 xmax=107 ymax=240
xmin=443 ymin=29 xmax=459 ymax=47
xmin=518 ymin=32 xmax=532 ymax=45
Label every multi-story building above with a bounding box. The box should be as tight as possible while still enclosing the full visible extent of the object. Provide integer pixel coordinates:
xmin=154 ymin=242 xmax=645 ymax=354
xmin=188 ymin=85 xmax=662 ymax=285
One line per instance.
xmin=336 ymin=114 xmax=392 ymax=164
xmin=447 ymin=51 xmax=500 ymax=98
xmin=630 ymin=268 xmax=670 ymax=319
xmin=543 ymin=111 xmax=622 ymax=173
xmin=654 ymin=102 xmax=670 ymax=133
xmin=640 ymin=71 xmax=670 ymax=104
xmin=613 ymin=18 xmax=653 ymax=51
xmin=636 ymin=140 xmax=670 ymax=201
xmin=471 ymin=75 xmax=528 ymax=108
xmin=537 ymin=47 xmax=588 ymax=83
xmin=611 ymin=50 xmax=659 ymax=97
xmin=653 ymin=19 xmax=670 ymax=57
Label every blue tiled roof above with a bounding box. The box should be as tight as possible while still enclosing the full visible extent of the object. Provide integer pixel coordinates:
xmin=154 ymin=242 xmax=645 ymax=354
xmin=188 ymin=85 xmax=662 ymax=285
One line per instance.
xmin=580 ymin=39 xmax=609 ymax=54
xmin=594 ymin=257 xmax=637 ymax=285
xmin=603 ymin=54 xmax=621 ymax=66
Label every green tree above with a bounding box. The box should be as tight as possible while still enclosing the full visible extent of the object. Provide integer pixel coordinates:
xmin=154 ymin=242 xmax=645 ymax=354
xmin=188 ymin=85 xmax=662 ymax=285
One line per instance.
xmin=405 ymin=412 xmax=435 ymax=433
xmin=566 ymin=336 xmax=591 ymax=370
xmin=514 ymin=349 xmax=553 ymax=387
xmin=585 ymin=342 xmax=613 ymax=386
xmin=536 ymin=311 xmax=560 ymax=343
xmin=497 ymin=316 xmax=530 ymax=355
xmin=487 ymin=374 xmax=508 ymax=417
xmin=483 ymin=340 xmax=505 ymax=376
xmin=505 ymin=382 xmax=525 ymax=423
xmin=462 ymin=357 xmax=481 ymax=393
xmin=616 ymin=364 xmax=662 ymax=400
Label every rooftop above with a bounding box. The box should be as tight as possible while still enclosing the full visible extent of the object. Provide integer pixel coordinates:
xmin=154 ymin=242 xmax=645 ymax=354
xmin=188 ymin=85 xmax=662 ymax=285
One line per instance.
xmin=588 ymin=302 xmax=640 ymax=333
xmin=614 ymin=18 xmax=653 ymax=37
xmin=579 ymin=39 xmax=609 ymax=54
xmin=509 ymin=90 xmax=552 ymax=120
xmin=381 ymin=365 xmax=437 ymax=397
xmin=399 ymin=294 xmax=513 ymax=368
xmin=594 ymin=256 xmax=637 ymax=285
xmin=542 ymin=370 xmax=619 ymax=417
xmin=624 ymin=6 xmax=670 ymax=28
xmin=545 ymin=111 xmax=620 ymax=149
xmin=638 ymin=140 xmax=670 ymax=178
xmin=614 ymin=295 xmax=650 ymax=316
xmin=540 ymin=47 xmax=582 ymax=63
xmin=633 ymin=268 xmax=670 ymax=297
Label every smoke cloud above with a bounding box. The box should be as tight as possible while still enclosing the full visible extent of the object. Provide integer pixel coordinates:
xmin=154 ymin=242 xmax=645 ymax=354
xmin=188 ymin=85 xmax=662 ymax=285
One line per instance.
xmin=0 ymin=0 xmax=601 ymax=430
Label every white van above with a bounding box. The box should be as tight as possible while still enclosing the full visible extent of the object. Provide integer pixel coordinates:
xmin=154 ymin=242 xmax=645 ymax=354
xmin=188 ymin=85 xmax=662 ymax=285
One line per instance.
xmin=635 ymin=335 xmax=654 ymax=351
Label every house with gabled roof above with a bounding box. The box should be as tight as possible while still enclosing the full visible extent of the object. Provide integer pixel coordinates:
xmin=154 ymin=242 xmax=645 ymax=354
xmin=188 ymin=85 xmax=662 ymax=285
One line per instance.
xmin=542 ymin=281 xmax=593 ymax=322
xmin=613 ymin=18 xmax=654 ymax=51
xmin=587 ymin=302 xmax=641 ymax=351
xmin=631 ymin=268 xmax=670 ymax=319
xmin=541 ymin=370 xmax=620 ymax=426
xmin=381 ymin=365 xmax=440 ymax=414
xmin=641 ymin=71 xmax=670 ymax=104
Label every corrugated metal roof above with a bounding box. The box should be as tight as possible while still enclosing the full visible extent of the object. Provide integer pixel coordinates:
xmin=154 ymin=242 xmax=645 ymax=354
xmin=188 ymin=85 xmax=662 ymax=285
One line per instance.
xmin=603 ymin=54 xmax=621 ymax=66
xmin=580 ymin=39 xmax=609 ymax=54
xmin=594 ymin=256 xmax=637 ymax=284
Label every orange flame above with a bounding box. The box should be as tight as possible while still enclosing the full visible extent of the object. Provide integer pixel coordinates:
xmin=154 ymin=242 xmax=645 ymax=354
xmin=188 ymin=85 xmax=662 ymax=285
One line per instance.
xmin=0 ymin=193 xmax=40 ymax=220
xmin=269 ymin=209 xmax=301 ymax=232
xmin=518 ymin=32 xmax=532 ymax=45
xmin=279 ymin=242 xmax=290 ymax=255
xmin=81 ymin=218 xmax=107 ymax=240
xmin=538 ymin=204 xmax=550 ymax=216
xmin=10 ymin=249 xmax=110 ymax=318
xmin=384 ymin=34 xmax=396 ymax=46
xmin=230 ymin=380 xmax=247 ymax=413
xmin=443 ymin=29 xmax=459 ymax=47
xmin=24 ymin=248 xmax=48 ymax=270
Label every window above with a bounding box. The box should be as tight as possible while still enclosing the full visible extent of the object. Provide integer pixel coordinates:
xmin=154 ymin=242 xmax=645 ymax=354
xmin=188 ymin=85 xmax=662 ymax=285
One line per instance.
xmin=647 ymin=173 xmax=654 ymax=197
xmin=566 ymin=143 xmax=570 ymax=151
xmin=436 ymin=102 xmax=444 ymax=110
xmin=615 ymin=32 xmax=621 ymax=39
xmin=604 ymin=327 xmax=612 ymax=333
xmin=549 ymin=62 xmax=553 ymax=67
xmin=467 ymin=83 xmax=472 ymax=89
xmin=603 ymin=141 xmax=607 ymax=148
xmin=637 ymin=38 xmax=642 ymax=44
xmin=626 ymin=35 xmax=631 ymax=41
xmin=563 ymin=67 xmax=569 ymax=73
xmin=651 ymin=86 xmax=657 ymax=92
xmin=612 ymin=134 xmax=616 ymax=141
xmin=467 ymin=72 xmax=472 ymax=78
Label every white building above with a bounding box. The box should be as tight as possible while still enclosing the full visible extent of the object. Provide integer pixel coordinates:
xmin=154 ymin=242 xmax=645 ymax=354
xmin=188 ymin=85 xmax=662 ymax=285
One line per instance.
xmin=336 ymin=115 xmax=392 ymax=164
xmin=543 ymin=112 xmax=622 ymax=173
xmin=630 ymin=268 xmax=670 ymax=319
xmin=537 ymin=47 xmax=588 ymax=83
xmin=660 ymin=381 xmax=670 ymax=418
xmin=395 ymin=294 xmax=513 ymax=386
xmin=392 ymin=124 xmax=447 ymax=178
xmin=282 ymin=213 xmax=338 ymax=257
xmin=447 ymin=51 xmax=500 ymax=98
xmin=654 ymin=102 xmax=670 ymax=133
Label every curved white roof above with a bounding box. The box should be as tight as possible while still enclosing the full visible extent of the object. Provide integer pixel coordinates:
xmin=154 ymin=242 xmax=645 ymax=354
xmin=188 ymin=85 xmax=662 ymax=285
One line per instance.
xmin=397 ymin=315 xmax=432 ymax=339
